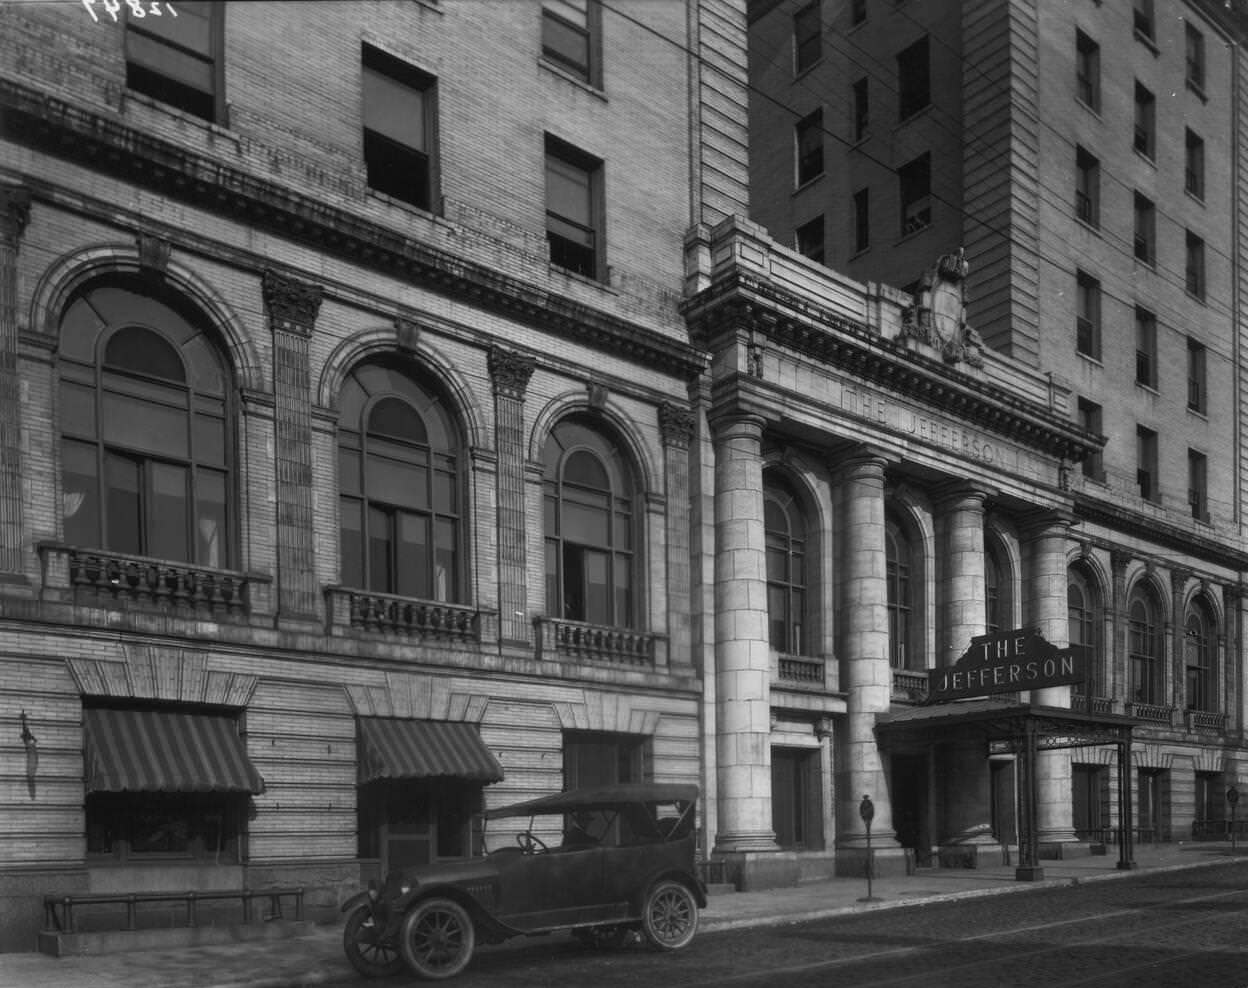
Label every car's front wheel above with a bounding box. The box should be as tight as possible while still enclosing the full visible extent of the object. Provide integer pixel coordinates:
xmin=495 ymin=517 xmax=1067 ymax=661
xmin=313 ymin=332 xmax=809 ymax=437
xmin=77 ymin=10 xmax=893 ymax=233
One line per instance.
xmin=399 ymin=897 xmax=476 ymax=980
xmin=343 ymin=904 xmax=405 ymax=977
xmin=640 ymin=880 xmax=699 ymax=951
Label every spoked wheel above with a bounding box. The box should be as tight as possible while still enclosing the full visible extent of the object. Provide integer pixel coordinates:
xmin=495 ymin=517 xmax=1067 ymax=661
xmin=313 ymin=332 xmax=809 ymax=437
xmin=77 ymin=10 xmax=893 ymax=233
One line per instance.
xmin=572 ymin=924 xmax=634 ymax=950
xmin=399 ymin=897 xmax=476 ymax=980
xmin=640 ymin=880 xmax=699 ymax=951
xmin=342 ymin=905 xmax=405 ymax=977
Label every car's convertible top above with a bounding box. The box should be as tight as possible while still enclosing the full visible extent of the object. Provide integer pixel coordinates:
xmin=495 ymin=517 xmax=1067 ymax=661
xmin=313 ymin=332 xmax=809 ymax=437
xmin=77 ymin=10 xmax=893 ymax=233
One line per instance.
xmin=483 ymin=782 xmax=699 ymax=820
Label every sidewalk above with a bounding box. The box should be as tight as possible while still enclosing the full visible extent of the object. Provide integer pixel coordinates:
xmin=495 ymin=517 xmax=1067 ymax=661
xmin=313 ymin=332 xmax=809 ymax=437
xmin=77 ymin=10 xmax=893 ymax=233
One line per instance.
xmin=1 ymin=843 xmax=1242 ymax=988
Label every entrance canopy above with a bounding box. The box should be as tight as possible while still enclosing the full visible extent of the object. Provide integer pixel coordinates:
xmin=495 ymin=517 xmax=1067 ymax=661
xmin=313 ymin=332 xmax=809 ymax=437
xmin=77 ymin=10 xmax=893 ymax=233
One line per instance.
xmin=84 ymin=706 xmax=265 ymax=794
xmin=875 ymin=697 xmax=1138 ymax=878
xmin=357 ymin=717 xmax=504 ymax=785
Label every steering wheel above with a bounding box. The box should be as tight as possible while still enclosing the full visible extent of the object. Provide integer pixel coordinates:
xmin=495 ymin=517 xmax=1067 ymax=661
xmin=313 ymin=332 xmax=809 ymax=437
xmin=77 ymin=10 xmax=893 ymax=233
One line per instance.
xmin=517 ymin=831 xmax=549 ymax=854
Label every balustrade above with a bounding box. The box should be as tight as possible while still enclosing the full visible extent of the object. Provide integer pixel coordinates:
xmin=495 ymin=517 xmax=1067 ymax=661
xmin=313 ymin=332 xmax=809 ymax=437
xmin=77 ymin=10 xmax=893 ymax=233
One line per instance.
xmin=534 ymin=617 xmax=659 ymax=667
xmin=324 ymin=587 xmax=482 ymax=642
xmin=777 ymin=652 xmax=825 ymax=688
xmin=890 ymin=668 xmax=928 ymax=703
xmin=1125 ymin=701 xmax=1174 ymax=725
xmin=1185 ymin=708 xmax=1227 ymax=732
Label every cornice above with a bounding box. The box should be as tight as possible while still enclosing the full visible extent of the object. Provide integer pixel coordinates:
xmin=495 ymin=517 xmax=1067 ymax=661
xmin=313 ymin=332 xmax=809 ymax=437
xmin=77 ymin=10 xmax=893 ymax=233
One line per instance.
xmin=683 ymin=269 xmax=1100 ymax=464
xmin=1072 ymin=491 xmax=1248 ymax=571
xmin=0 ymin=77 xmax=706 ymax=380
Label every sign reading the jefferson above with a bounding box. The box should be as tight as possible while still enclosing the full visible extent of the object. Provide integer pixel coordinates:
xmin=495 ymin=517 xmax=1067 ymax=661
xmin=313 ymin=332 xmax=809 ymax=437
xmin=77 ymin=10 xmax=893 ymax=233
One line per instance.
xmin=925 ymin=628 xmax=1086 ymax=704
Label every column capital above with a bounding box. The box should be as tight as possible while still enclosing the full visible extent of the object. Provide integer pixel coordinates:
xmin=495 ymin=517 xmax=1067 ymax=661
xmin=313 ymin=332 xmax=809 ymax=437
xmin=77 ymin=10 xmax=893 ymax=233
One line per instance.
xmin=1110 ymin=548 xmax=1133 ymax=576
xmin=708 ymin=410 xmax=765 ymax=443
xmin=1018 ymin=507 xmax=1076 ymax=542
xmin=933 ymin=481 xmax=993 ymax=513
xmin=0 ymin=185 xmax=31 ymax=245
xmin=836 ymin=446 xmax=891 ymax=484
xmin=658 ymin=401 xmax=696 ymax=449
xmin=1170 ymin=567 xmax=1193 ymax=596
xmin=488 ymin=345 xmax=536 ymax=400
xmin=262 ymin=269 xmax=323 ymax=333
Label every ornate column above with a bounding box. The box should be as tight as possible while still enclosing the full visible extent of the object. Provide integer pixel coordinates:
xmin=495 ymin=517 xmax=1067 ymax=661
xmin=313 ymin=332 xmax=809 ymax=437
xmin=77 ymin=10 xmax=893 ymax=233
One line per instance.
xmin=1170 ymin=568 xmax=1191 ymax=711
xmin=1223 ymin=585 xmax=1243 ymax=734
xmin=1023 ymin=511 xmax=1076 ymax=844
xmin=0 ymin=186 xmax=31 ymax=581
xmin=660 ymin=402 xmax=695 ymax=673
xmin=836 ymin=451 xmax=897 ymax=855
xmin=938 ymin=486 xmax=994 ymax=845
xmin=710 ymin=412 xmax=778 ymax=857
xmin=488 ymin=347 xmax=535 ymax=646
xmin=262 ymin=270 xmax=322 ymax=622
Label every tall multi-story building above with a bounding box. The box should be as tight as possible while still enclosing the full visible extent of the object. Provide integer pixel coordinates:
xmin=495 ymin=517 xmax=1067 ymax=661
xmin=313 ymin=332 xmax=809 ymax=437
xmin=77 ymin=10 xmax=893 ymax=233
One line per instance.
xmin=0 ymin=0 xmax=750 ymax=950
xmin=743 ymin=0 xmax=1248 ymax=877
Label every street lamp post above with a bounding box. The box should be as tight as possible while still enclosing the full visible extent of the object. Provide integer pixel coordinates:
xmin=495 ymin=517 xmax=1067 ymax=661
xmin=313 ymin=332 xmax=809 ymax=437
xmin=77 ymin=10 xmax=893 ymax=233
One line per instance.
xmin=858 ymin=794 xmax=881 ymax=903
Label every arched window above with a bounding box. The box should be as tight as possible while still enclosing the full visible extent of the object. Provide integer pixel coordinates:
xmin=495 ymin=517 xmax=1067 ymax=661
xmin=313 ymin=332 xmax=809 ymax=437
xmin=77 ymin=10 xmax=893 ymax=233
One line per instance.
xmin=59 ymin=278 xmax=232 ymax=566
xmin=764 ymin=473 xmax=808 ymax=655
xmin=543 ymin=417 xmax=634 ymax=627
xmin=1068 ymin=563 xmax=1103 ymax=698
xmin=985 ymin=537 xmax=1009 ymax=635
xmin=338 ymin=361 xmax=461 ymax=601
xmin=1127 ymin=584 xmax=1163 ymax=705
xmin=886 ymin=515 xmax=916 ymax=670
xmin=1185 ymin=598 xmax=1216 ymax=712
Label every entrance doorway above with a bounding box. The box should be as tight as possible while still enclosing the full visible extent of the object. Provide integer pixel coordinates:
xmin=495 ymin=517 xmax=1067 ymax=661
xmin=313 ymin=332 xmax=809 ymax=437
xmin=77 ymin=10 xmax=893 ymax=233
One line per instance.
xmin=890 ymin=753 xmax=930 ymax=866
xmin=991 ymin=759 xmax=1016 ymax=847
xmin=771 ymin=747 xmax=823 ymax=850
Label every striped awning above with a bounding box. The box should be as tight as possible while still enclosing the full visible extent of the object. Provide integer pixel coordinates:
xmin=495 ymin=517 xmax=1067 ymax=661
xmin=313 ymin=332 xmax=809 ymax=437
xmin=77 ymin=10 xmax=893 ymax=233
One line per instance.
xmin=84 ymin=707 xmax=265 ymax=795
xmin=357 ymin=718 xmax=504 ymax=785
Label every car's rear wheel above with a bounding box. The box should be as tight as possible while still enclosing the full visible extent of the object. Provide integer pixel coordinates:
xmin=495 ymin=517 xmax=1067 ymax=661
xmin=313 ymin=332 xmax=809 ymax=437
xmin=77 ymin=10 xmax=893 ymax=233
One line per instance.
xmin=399 ymin=897 xmax=476 ymax=980
xmin=640 ymin=880 xmax=698 ymax=951
xmin=343 ymin=904 xmax=405 ymax=977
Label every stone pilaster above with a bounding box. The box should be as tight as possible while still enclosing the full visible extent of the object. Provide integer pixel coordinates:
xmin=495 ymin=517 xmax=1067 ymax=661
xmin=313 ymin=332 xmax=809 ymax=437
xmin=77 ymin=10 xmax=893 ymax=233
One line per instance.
xmin=1170 ymin=568 xmax=1192 ymax=710
xmin=1023 ymin=511 xmax=1076 ymax=844
xmin=489 ymin=346 xmax=535 ymax=645
xmin=0 ymin=186 xmax=30 ymax=581
xmin=1110 ymin=550 xmax=1131 ymax=703
xmin=660 ymin=402 xmax=695 ymax=673
xmin=938 ymin=487 xmax=993 ymax=845
xmin=262 ymin=269 xmax=322 ymax=622
xmin=1224 ymin=585 xmax=1244 ymax=734
xmin=710 ymin=412 xmax=777 ymax=854
xmin=836 ymin=452 xmax=897 ymax=850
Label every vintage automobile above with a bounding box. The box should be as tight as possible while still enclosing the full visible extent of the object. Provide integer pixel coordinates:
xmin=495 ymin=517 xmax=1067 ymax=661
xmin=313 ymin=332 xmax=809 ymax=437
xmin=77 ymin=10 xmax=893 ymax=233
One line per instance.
xmin=341 ymin=782 xmax=705 ymax=980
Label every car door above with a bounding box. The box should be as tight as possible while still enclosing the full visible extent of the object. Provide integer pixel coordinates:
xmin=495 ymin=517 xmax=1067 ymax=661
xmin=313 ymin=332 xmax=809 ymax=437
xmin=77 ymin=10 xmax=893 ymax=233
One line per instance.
xmin=494 ymin=837 xmax=606 ymax=931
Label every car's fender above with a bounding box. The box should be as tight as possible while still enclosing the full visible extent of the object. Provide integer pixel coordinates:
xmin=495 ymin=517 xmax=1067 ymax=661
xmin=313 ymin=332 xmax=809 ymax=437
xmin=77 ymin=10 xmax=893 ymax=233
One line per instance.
xmin=340 ymin=890 xmax=374 ymax=915
xmin=633 ymin=869 xmax=707 ymax=911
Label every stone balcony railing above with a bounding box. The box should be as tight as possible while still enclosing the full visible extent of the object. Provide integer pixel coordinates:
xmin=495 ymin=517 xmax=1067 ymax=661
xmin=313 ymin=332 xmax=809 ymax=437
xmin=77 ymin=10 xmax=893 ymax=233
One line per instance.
xmin=890 ymin=668 xmax=929 ymax=703
xmin=1125 ymin=701 xmax=1175 ymax=726
xmin=774 ymin=652 xmax=834 ymax=691
xmin=1185 ymin=708 xmax=1228 ymax=733
xmin=534 ymin=617 xmax=663 ymax=668
xmin=38 ymin=543 xmax=267 ymax=619
xmin=324 ymin=587 xmax=489 ymax=642
xmin=1070 ymin=694 xmax=1115 ymax=715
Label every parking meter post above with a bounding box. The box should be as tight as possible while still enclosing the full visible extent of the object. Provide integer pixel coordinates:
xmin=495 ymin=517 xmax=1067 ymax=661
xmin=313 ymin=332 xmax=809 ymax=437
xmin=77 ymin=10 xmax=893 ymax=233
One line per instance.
xmin=1229 ymin=786 xmax=1240 ymax=851
xmin=857 ymin=794 xmax=881 ymax=903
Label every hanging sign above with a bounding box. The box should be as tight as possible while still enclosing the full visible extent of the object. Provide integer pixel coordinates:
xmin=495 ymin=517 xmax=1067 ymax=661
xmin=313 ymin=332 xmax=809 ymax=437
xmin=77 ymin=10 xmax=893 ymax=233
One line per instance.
xmin=924 ymin=629 xmax=1086 ymax=704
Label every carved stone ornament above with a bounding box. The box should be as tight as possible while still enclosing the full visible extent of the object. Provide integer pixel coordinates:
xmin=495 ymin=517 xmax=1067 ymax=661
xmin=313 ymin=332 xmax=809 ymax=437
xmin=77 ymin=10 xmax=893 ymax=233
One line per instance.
xmin=658 ymin=401 xmax=695 ymax=449
xmin=899 ymin=247 xmax=985 ymax=369
xmin=0 ymin=185 xmax=31 ymax=244
xmin=586 ymin=381 xmax=608 ymax=409
xmin=394 ymin=316 xmax=420 ymax=351
xmin=488 ymin=346 xmax=535 ymax=400
xmin=137 ymin=232 xmax=171 ymax=276
xmin=262 ymin=269 xmax=323 ymax=331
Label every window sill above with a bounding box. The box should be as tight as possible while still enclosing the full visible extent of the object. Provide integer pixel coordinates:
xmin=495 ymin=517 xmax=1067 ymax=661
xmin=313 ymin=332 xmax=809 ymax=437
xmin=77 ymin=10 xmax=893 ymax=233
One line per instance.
xmin=1134 ymin=381 xmax=1159 ymax=396
xmin=1074 ymin=216 xmax=1101 ymax=235
xmin=1075 ymin=350 xmax=1103 ymax=369
xmin=1185 ymin=290 xmax=1207 ymax=306
xmin=1133 ymin=30 xmax=1159 ymax=56
xmin=895 ymin=104 xmax=934 ymax=129
xmin=120 ymin=88 xmax=239 ymax=149
xmin=1187 ymin=404 xmax=1209 ymax=421
xmin=365 ymin=188 xmax=442 ymax=221
xmin=792 ymin=174 xmax=825 ymax=195
xmin=1076 ymin=97 xmax=1102 ymax=118
xmin=1133 ymin=148 xmax=1158 ymax=169
xmin=1185 ymin=188 xmax=1206 ymax=207
xmin=895 ymin=222 xmax=932 ymax=245
xmin=1187 ymin=79 xmax=1208 ymax=104
xmin=539 ymin=58 xmax=607 ymax=101
xmin=793 ymin=59 xmax=825 ymax=83
xmin=548 ymin=261 xmax=616 ymax=293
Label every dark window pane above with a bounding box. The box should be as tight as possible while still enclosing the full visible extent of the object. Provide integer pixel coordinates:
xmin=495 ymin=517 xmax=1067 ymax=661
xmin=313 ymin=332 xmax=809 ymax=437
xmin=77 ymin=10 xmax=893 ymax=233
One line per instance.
xmin=563 ymin=500 xmax=609 ymax=545
xmin=102 ymin=392 xmax=188 ymax=458
xmin=196 ymin=468 xmax=226 ymax=568
xmin=365 ymin=455 xmax=427 ymax=510
xmin=395 ymin=511 xmax=430 ymax=599
xmin=63 ymin=440 xmax=99 ymax=547
xmin=564 ymin=450 xmax=608 ymax=488
xmin=585 ymin=549 xmax=609 ymax=624
xmin=364 ymin=131 xmax=431 ymax=211
xmin=369 ymin=397 xmax=426 ymax=443
xmin=194 ymin=412 xmax=226 ymax=468
xmin=61 ymin=380 xmax=96 ymax=439
xmin=562 ymin=544 xmax=586 ymax=620
xmin=105 ymin=326 xmax=185 ymax=382
xmin=433 ymin=467 xmax=455 ymax=515
xmin=546 ymin=540 xmax=560 ymax=615
xmin=368 ymin=506 xmax=392 ymax=593
xmin=340 ymin=498 xmax=364 ymax=587
xmin=614 ymin=554 xmax=630 ymax=627
xmin=104 ymin=455 xmax=142 ymax=555
xmin=149 ymin=461 xmax=189 ymax=561
xmin=543 ymin=10 xmax=591 ymax=79
xmin=435 ymin=517 xmax=456 ymax=602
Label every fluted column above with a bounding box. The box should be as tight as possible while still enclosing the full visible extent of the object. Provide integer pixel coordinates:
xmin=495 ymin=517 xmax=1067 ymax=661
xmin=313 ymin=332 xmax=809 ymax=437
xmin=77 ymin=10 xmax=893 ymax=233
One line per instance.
xmin=1024 ymin=511 xmax=1076 ymax=844
xmin=939 ymin=486 xmax=993 ymax=844
xmin=660 ymin=403 xmax=695 ymax=673
xmin=0 ymin=186 xmax=30 ymax=580
xmin=262 ymin=270 xmax=322 ymax=622
xmin=836 ymin=452 xmax=896 ymax=848
xmin=488 ymin=347 xmax=536 ymax=645
xmin=711 ymin=413 xmax=777 ymax=852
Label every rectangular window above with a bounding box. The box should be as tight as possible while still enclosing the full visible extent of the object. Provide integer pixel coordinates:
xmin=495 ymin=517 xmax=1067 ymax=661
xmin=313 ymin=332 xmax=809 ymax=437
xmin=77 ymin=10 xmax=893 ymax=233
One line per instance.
xmin=852 ymin=78 xmax=869 ymax=142
xmin=1186 ymin=129 xmax=1205 ymax=200
xmin=898 ymin=152 xmax=931 ymax=236
xmin=897 ymin=36 xmax=930 ymax=120
xmin=1186 ymin=230 xmax=1205 ymax=300
xmin=1075 ymin=146 xmax=1099 ymax=227
xmin=1076 ymin=30 xmax=1100 ymax=111
xmin=125 ymin=0 xmax=224 ymax=123
xmin=796 ymin=215 xmax=825 ymax=263
xmin=362 ymin=45 xmax=437 ymax=212
xmin=1077 ymin=398 xmax=1104 ymax=480
xmin=1188 ymin=448 xmax=1208 ymax=521
xmin=794 ymin=2 xmax=822 ymax=74
xmin=1076 ymin=270 xmax=1101 ymax=360
xmin=546 ymin=136 xmax=603 ymax=280
xmin=1135 ymin=306 xmax=1156 ymax=388
xmin=795 ymin=109 xmax=824 ymax=186
xmin=1187 ymin=338 xmax=1207 ymax=413
xmin=542 ymin=0 xmax=601 ymax=86
xmin=1133 ymin=193 xmax=1155 ymax=265
xmin=1137 ymin=425 xmax=1158 ymax=502
xmin=1186 ymin=22 xmax=1206 ymax=95
xmin=1133 ymin=0 xmax=1154 ymax=43
xmin=1134 ymin=82 xmax=1155 ymax=159
xmin=853 ymin=188 xmax=870 ymax=254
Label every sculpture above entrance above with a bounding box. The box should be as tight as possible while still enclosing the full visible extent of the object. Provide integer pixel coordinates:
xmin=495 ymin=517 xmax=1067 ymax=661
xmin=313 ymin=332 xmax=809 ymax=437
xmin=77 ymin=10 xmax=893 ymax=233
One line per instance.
xmin=900 ymin=248 xmax=986 ymax=369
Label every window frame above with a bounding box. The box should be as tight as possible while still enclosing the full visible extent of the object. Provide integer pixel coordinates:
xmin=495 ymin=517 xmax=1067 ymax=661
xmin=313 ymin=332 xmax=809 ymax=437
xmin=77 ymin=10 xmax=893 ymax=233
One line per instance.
xmin=896 ymin=35 xmax=931 ymax=121
xmin=1075 ymin=146 xmax=1100 ymax=228
xmin=541 ymin=0 xmax=603 ymax=88
xmin=1187 ymin=338 xmax=1207 ymax=414
xmin=1077 ymin=397 xmax=1104 ymax=481
xmin=1134 ymin=81 xmax=1156 ymax=160
xmin=124 ymin=1 xmax=226 ymax=124
xmin=361 ymin=44 xmax=439 ymax=214
xmin=1185 ymin=129 xmax=1205 ymax=200
xmin=1184 ymin=601 xmax=1215 ymax=710
xmin=794 ymin=1 xmax=822 ymax=75
xmin=852 ymin=77 xmax=869 ymax=142
xmin=1127 ymin=586 xmax=1162 ymax=705
xmin=852 ymin=187 xmax=870 ymax=254
xmin=898 ymin=152 xmax=932 ymax=237
xmin=764 ymin=476 xmax=810 ymax=656
xmin=1185 ymin=22 xmax=1206 ymax=96
xmin=1185 ymin=230 xmax=1206 ymax=301
xmin=1136 ymin=425 xmax=1158 ymax=503
xmin=1187 ymin=448 xmax=1208 ymax=522
xmin=1133 ymin=193 xmax=1155 ymax=266
xmin=1133 ymin=0 xmax=1155 ymax=44
xmin=795 ymin=109 xmax=824 ymax=187
xmin=1134 ymin=305 xmax=1157 ymax=389
xmin=795 ymin=214 xmax=825 ymax=263
xmin=1075 ymin=270 xmax=1101 ymax=360
xmin=885 ymin=516 xmax=918 ymax=672
xmin=545 ymin=135 xmax=605 ymax=281
xmin=1076 ymin=30 xmax=1100 ymax=112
